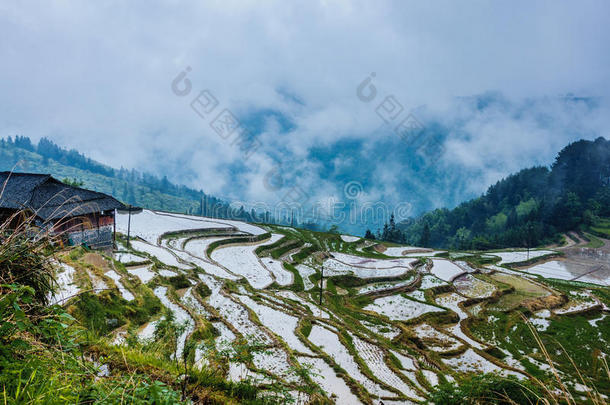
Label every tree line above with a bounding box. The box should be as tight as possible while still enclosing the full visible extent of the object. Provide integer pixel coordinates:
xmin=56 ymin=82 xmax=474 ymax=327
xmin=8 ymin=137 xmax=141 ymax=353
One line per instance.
xmin=1 ymin=136 xmax=345 ymax=230
xmin=366 ymin=137 xmax=610 ymax=250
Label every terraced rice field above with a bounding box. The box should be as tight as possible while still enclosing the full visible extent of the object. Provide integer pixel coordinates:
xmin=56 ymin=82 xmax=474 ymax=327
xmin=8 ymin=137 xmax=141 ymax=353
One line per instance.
xmin=52 ymin=209 xmax=610 ymax=403
xmin=489 ymin=249 xmax=556 ymax=264
xmin=365 ymin=294 xmax=445 ymax=321
xmin=453 ymin=274 xmax=497 ymax=298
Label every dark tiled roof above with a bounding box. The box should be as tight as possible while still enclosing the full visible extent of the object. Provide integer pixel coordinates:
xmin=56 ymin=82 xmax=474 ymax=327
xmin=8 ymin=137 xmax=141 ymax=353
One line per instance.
xmin=0 ymin=172 xmax=50 ymax=209
xmin=0 ymin=171 xmax=126 ymax=221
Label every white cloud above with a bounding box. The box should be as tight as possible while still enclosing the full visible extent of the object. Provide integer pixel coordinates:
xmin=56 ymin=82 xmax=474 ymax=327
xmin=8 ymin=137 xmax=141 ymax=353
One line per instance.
xmin=1 ymin=0 xmax=609 ymax=229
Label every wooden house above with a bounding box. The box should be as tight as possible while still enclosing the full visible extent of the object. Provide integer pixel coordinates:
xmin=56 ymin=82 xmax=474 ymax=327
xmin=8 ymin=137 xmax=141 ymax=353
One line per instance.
xmin=0 ymin=172 xmax=126 ymax=249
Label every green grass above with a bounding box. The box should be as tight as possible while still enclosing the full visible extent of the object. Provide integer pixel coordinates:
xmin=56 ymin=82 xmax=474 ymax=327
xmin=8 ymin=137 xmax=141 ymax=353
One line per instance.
xmin=71 ymin=288 xmax=161 ymax=335
xmin=485 ymin=273 xmax=549 ymax=311
xmin=589 ymin=217 xmax=610 ymax=238
xmin=283 ymin=263 xmax=304 ymax=291
xmin=469 ymin=307 xmax=610 ymax=398
xmin=166 ymin=274 xmax=192 ymax=289
xmin=582 ymin=232 xmax=605 ymax=248
xmin=206 ymin=233 xmax=271 ymax=256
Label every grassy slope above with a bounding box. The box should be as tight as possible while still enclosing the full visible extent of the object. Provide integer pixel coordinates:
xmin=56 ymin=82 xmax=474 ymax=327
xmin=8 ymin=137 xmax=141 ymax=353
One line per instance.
xmin=9 ymin=216 xmax=607 ymax=403
xmin=273 ymin=227 xmax=610 ymax=399
xmin=589 ymin=217 xmax=610 ymax=238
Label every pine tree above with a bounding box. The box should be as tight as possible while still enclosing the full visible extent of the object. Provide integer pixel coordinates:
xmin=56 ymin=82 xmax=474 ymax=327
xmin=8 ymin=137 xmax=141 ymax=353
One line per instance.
xmin=381 ymin=222 xmax=389 ymax=241
xmin=420 ymin=222 xmax=430 ymax=247
xmin=127 ymin=186 xmax=136 ymax=205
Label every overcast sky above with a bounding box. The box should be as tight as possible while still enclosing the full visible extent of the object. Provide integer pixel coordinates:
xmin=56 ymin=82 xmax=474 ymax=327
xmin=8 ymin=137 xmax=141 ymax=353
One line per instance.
xmin=1 ymin=0 xmax=609 ymax=226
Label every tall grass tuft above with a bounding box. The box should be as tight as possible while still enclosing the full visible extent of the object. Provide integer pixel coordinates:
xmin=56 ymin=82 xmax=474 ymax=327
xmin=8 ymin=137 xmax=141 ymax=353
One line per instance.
xmin=428 ymin=314 xmax=609 ymax=404
xmin=0 ymin=210 xmax=58 ymax=306
xmin=520 ymin=313 xmax=609 ymax=405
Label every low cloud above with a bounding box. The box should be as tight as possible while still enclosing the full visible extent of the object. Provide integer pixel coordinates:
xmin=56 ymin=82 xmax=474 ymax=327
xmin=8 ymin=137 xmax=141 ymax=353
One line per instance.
xmin=1 ymin=1 xmax=609 ymax=231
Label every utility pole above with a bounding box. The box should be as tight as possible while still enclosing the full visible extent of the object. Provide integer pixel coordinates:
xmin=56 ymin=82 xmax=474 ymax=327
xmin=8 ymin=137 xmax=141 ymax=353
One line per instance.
xmin=319 ymin=261 xmax=324 ymax=306
xmin=526 ymin=223 xmax=532 ymax=261
xmin=113 ymin=209 xmax=116 ymax=249
xmin=127 ymin=204 xmax=132 ymax=247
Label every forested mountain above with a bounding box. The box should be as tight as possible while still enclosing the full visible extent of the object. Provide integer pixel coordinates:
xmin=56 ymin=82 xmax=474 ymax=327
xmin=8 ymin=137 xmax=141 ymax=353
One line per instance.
xmin=0 ymin=136 xmax=279 ymax=224
xmin=395 ymin=137 xmax=610 ymax=249
xmin=4 ymin=135 xmax=609 ymax=246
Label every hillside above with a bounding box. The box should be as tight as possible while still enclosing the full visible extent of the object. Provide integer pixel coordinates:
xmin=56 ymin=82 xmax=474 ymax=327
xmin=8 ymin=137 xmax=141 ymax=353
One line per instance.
xmin=2 ymin=192 xmax=609 ymax=404
xmin=396 ymin=137 xmax=610 ymax=250
xmin=8 ymin=208 xmax=604 ymax=403
xmin=0 ymin=136 xmax=268 ymax=223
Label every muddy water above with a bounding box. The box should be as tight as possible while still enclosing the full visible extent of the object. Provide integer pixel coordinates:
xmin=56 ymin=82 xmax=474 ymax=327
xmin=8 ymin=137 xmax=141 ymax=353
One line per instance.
xmin=523 ymin=245 xmax=610 ymax=285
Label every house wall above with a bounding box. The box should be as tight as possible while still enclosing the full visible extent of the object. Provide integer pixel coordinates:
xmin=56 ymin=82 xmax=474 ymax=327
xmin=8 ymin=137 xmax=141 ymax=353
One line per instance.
xmin=52 ymin=213 xmax=112 ymax=233
xmin=1 ymin=209 xmax=116 ymax=249
xmin=67 ymin=225 xmax=114 ymax=249
xmin=52 ymin=212 xmax=115 ymax=249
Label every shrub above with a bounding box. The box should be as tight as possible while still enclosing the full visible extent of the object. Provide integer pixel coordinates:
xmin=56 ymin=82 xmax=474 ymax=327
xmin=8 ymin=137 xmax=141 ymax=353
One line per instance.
xmin=167 ymin=274 xmax=191 ymax=289
xmin=195 ymin=282 xmax=212 ymax=298
xmin=0 ymin=215 xmax=56 ymax=305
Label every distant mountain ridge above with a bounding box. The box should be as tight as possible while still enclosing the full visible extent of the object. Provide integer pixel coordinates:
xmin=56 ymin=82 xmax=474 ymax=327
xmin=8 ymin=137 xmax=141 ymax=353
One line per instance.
xmin=4 ymin=135 xmax=609 ymax=246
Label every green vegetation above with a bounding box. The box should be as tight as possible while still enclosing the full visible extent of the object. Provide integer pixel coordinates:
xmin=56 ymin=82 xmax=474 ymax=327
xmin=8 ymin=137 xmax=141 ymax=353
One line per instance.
xmin=582 ymin=233 xmax=605 ymax=248
xmin=283 ymin=263 xmax=304 ymax=291
xmin=206 ymin=233 xmax=271 ymax=256
xmin=428 ymin=373 xmax=544 ymax=404
xmin=2 ymin=179 xmax=608 ymax=403
xmin=397 ymin=137 xmax=610 ymax=249
xmin=469 ymin=306 xmax=610 ymax=400
xmin=0 ymin=213 xmax=296 ymax=404
xmin=62 ymin=177 xmax=85 ymax=187
xmin=166 ymin=274 xmax=192 ymax=289
xmin=72 ymin=289 xmax=160 ymax=335
xmin=196 ymin=282 xmax=212 ymax=298
xmin=589 ymin=217 xmax=610 ymax=238
xmin=0 ymin=216 xmax=186 ymax=403
xmin=0 ymin=136 xmax=280 ymax=224
xmin=486 ymin=273 xmax=549 ymax=311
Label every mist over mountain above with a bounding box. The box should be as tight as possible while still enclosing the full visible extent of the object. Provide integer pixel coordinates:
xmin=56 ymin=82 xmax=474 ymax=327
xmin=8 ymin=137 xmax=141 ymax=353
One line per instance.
xmin=2 ymin=90 xmax=607 ymax=236
xmin=395 ymin=136 xmax=610 ymax=249
xmin=2 ymin=1 xmax=610 ymax=235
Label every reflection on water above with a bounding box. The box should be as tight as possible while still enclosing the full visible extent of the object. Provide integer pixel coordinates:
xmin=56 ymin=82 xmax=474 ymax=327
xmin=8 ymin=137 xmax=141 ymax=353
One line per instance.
xmin=523 ymin=249 xmax=610 ymax=286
